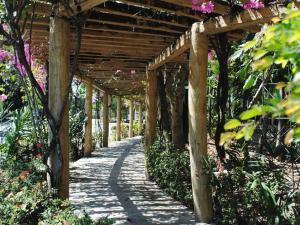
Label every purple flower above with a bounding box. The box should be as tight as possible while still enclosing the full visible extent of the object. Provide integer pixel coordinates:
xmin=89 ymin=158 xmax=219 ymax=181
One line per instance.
xmin=0 ymin=94 xmax=8 ymax=102
xmin=243 ymin=0 xmax=265 ymax=10
xmin=192 ymin=0 xmax=214 ymax=14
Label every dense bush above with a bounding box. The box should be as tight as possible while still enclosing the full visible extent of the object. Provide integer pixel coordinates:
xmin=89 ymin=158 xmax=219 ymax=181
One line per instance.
xmin=0 ymin=108 xmax=114 ymax=225
xmin=146 ymin=138 xmax=300 ymax=225
xmin=145 ymin=138 xmax=193 ymax=207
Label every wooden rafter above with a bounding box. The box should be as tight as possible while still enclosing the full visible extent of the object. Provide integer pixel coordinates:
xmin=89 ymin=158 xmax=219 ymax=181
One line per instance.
xmin=148 ymin=3 xmax=298 ymax=70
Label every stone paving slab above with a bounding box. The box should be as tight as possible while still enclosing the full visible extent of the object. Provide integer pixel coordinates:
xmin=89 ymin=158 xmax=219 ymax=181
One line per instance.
xmin=70 ymin=136 xmax=196 ymax=225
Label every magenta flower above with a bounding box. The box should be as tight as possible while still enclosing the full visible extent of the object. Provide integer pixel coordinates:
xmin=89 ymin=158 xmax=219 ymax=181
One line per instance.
xmin=208 ymin=50 xmax=215 ymax=60
xmin=0 ymin=94 xmax=8 ymax=102
xmin=192 ymin=0 xmax=214 ymax=14
xmin=243 ymin=0 xmax=264 ymax=10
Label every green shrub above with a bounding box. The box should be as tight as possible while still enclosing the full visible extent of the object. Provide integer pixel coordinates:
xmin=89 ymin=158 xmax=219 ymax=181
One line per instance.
xmin=145 ymin=139 xmax=193 ymax=207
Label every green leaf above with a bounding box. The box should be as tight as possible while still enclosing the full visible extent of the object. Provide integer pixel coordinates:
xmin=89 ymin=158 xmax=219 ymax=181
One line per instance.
xmin=224 ymin=119 xmax=242 ymax=130
xmin=240 ymin=106 xmax=263 ymax=120
xmin=252 ymin=56 xmax=274 ymax=71
xmin=243 ymin=75 xmax=256 ymax=90
xmin=242 ymin=40 xmax=257 ymax=51
xmin=253 ymin=49 xmax=268 ymax=60
xmin=230 ymin=49 xmax=243 ymax=61
xmin=220 ymin=132 xmax=236 ymax=146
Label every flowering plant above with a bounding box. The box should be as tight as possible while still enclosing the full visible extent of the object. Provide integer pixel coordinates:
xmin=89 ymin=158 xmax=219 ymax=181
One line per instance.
xmin=192 ymin=0 xmax=214 ymax=13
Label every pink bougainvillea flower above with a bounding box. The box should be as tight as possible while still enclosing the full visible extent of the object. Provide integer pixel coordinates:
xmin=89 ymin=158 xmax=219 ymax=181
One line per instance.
xmin=0 ymin=94 xmax=8 ymax=102
xmin=36 ymin=143 xmax=43 ymax=148
xmin=36 ymin=153 xmax=42 ymax=159
xmin=243 ymin=0 xmax=264 ymax=9
xmin=19 ymin=170 xmax=30 ymax=180
xmin=208 ymin=50 xmax=215 ymax=60
xmin=192 ymin=0 xmax=214 ymax=14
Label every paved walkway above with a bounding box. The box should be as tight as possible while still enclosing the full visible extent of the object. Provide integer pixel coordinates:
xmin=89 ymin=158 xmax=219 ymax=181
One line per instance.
xmin=70 ymin=136 xmax=196 ymax=225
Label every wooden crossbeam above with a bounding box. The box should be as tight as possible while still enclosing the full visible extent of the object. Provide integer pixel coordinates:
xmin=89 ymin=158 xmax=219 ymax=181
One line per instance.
xmin=160 ymin=0 xmax=231 ymax=15
xmin=59 ymin=0 xmax=107 ymax=16
xmin=148 ymin=3 xmax=297 ymax=70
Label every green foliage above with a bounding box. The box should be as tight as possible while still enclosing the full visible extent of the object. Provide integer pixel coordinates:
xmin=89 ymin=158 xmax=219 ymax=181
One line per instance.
xmin=207 ymin=152 xmax=300 ymax=225
xmin=0 ymin=108 xmax=114 ymax=225
xmin=222 ymin=8 xmax=300 ymax=145
xmin=145 ymin=138 xmax=193 ymax=207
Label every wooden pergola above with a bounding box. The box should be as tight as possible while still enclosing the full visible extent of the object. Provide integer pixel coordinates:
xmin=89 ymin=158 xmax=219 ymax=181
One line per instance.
xmin=29 ymin=0 xmax=297 ymax=223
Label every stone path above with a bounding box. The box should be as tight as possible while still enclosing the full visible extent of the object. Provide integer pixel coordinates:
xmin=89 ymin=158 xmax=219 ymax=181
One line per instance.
xmin=70 ymin=136 xmax=196 ymax=225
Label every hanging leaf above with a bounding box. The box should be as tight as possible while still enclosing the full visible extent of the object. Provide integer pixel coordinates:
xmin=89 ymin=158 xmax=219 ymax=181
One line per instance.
xmin=240 ymin=106 xmax=263 ymax=120
xmin=230 ymin=49 xmax=243 ymax=61
xmin=242 ymin=40 xmax=257 ymax=51
xmin=243 ymin=75 xmax=256 ymax=90
xmin=224 ymin=119 xmax=242 ymax=130
xmin=220 ymin=132 xmax=236 ymax=146
xmin=253 ymin=49 xmax=268 ymax=60
xmin=252 ymin=56 xmax=274 ymax=71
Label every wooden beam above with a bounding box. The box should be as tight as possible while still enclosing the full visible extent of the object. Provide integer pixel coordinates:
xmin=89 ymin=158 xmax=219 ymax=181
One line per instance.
xmin=148 ymin=4 xmax=295 ymax=70
xmin=129 ymin=99 xmax=134 ymax=138
xmin=48 ymin=16 xmax=70 ymax=199
xmin=59 ymin=0 xmax=107 ymax=16
xmin=160 ymin=0 xmax=231 ymax=15
xmin=116 ymin=96 xmax=122 ymax=141
xmin=84 ymin=79 xmax=93 ymax=157
xmin=103 ymin=91 xmax=109 ymax=147
xmin=94 ymin=8 xmax=189 ymax=28
xmin=148 ymin=30 xmax=191 ymax=70
xmin=189 ymin=24 xmax=213 ymax=223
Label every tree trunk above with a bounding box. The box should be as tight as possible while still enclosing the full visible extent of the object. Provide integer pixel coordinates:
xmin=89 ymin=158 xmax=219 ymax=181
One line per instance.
xmin=213 ymin=33 xmax=231 ymax=161
xmin=103 ymin=91 xmax=109 ymax=147
xmin=48 ymin=16 xmax=70 ymax=199
xmin=138 ymin=103 xmax=143 ymax=135
xmin=157 ymin=71 xmax=171 ymax=141
xmin=116 ymin=96 xmax=122 ymax=141
xmin=144 ymin=69 xmax=157 ymax=179
xmin=189 ymin=23 xmax=213 ymax=223
xmin=129 ymin=99 xmax=134 ymax=138
xmin=84 ymin=79 xmax=93 ymax=156
xmin=166 ymin=66 xmax=186 ymax=149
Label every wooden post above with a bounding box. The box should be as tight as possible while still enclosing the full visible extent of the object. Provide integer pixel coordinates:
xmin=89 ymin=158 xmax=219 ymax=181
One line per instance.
xmin=189 ymin=23 xmax=213 ymax=222
xmin=116 ymin=96 xmax=122 ymax=141
xmin=48 ymin=17 xmax=70 ymax=199
xmin=84 ymin=79 xmax=93 ymax=156
xmin=103 ymin=91 xmax=109 ymax=147
xmin=138 ymin=103 xmax=143 ymax=135
xmin=144 ymin=69 xmax=157 ymax=178
xmin=129 ymin=99 xmax=134 ymax=138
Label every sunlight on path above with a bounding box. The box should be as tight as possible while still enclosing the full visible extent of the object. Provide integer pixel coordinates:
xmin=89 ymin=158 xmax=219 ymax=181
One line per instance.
xmin=70 ymin=136 xmax=196 ymax=225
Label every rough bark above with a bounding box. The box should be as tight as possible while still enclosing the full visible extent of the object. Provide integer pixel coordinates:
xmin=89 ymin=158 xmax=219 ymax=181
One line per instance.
xmin=116 ymin=96 xmax=122 ymax=141
xmin=103 ymin=91 xmax=109 ymax=147
xmin=212 ymin=33 xmax=231 ymax=161
xmin=157 ymin=71 xmax=171 ymax=141
xmin=144 ymin=69 xmax=157 ymax=179
xmin=84 ymin=79 xmax=93 ymax=156
xmin=48 ymin=16 xmax=70 ymax=199
xmin=189 ymin=23 xmax=213 ymax=223
xmin=129 ymin=100 xmax=134 ymax=138
xmin=166 ymin=66 xmax=187 ymax=149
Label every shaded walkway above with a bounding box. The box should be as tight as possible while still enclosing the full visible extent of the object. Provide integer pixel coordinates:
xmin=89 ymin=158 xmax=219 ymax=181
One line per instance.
xmin=70 ymin=136 xmax=196 ymax=225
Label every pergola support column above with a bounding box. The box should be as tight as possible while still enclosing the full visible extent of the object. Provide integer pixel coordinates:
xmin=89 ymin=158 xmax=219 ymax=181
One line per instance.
xmin=189 ymin=23 xmax=213 ymax=222
xmin=138 ymin=103 xmax=143 ymax=135
xmin=116 ymin=96 xmax=122 ymax=141
xmin=84 ymin=79 xmax=93 ymax=156
xmin=129 ymin=100 xmax=134 ymax=138
xmin=103 ymin=91 xmax=109 ymax=147
xmin=48 ymin=17 xmax=70 ymax=199
xmin=144 ymin=69 xmax=157 ymax=178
